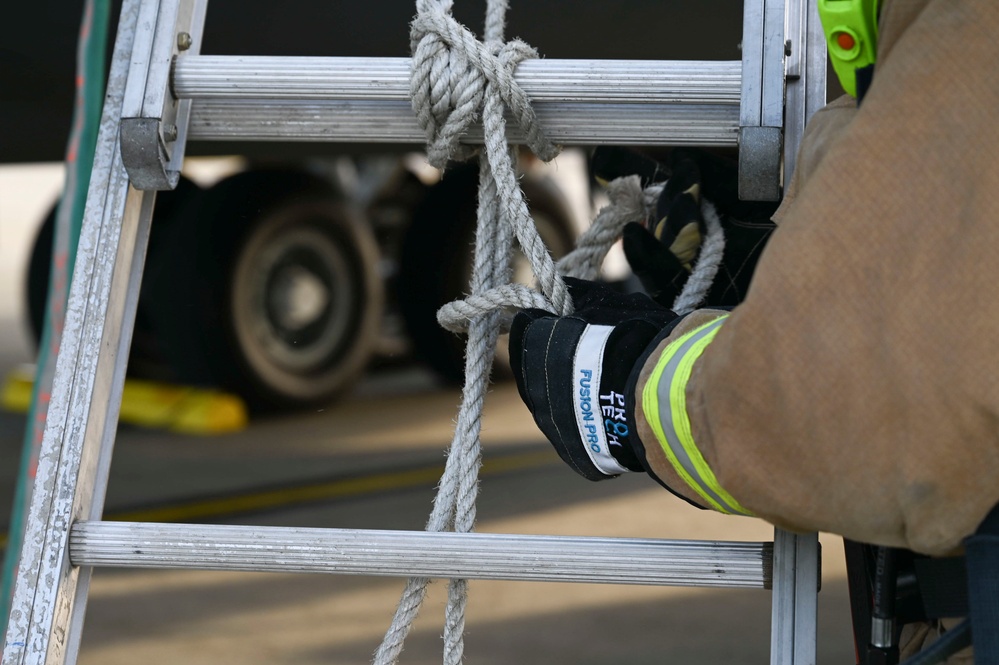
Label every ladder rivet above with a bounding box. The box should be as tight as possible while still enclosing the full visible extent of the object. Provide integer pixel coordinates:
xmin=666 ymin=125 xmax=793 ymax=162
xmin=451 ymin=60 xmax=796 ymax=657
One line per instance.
xmin=177 ymin=32 xmax=193 ymax=51
xmin=162 ymin=124 xmax=178 ymax=142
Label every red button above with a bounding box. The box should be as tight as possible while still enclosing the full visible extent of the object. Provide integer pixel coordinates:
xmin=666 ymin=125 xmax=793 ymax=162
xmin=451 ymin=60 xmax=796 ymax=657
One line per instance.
xmin=836 ymin=31 xmax=856 ymax=51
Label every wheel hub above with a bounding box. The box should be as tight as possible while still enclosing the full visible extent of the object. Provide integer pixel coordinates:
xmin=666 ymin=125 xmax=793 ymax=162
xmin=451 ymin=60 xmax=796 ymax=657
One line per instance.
xmin=268 ymin=264 xmax=330 ymax=331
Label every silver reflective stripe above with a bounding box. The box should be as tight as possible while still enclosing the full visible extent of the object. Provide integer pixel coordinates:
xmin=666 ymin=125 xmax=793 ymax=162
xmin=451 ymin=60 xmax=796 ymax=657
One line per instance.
xmin=653 ymin=318 xmax=744 ymax=514
xmin=572 ymin=324 xmax=630 ymax=476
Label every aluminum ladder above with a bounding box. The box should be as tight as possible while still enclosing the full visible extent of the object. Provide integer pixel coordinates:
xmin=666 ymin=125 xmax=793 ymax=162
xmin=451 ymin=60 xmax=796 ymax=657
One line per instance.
xmin=2 ymin=0 xmax=829 ymax=662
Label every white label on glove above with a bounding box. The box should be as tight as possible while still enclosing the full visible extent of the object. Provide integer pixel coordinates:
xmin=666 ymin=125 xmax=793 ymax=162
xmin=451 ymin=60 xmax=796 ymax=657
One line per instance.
xmin=573 ymin=324 xmax=631 ymax=476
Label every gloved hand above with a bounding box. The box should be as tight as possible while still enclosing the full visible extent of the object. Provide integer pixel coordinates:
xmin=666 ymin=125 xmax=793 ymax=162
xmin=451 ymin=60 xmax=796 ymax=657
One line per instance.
xmin=508 ymin=277 xmax=683 ymax=481
xmin=598 ymin=147 xmax=779 ymax=309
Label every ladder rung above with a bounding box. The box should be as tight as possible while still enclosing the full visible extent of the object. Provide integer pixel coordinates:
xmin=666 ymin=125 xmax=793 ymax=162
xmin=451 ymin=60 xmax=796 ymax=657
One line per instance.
xmin=174 ymin=57 xmax=741 ymax=103
xmin=188 ymin=99 xmax=738 ymax=146
xmin=173 ymin=56 xmax=741 ymax=145
xmin=71 ymin=521 xmax=773 ymax=589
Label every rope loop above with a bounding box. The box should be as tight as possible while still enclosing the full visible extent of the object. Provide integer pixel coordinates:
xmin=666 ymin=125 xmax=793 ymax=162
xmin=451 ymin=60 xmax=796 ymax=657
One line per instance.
xmin=409 ymin=1 xmax=558 ymax=168
xmin=437 ymin=283 xmax=555 ymax=333
xmin=558 ymin=175 xmax=657 ymax=280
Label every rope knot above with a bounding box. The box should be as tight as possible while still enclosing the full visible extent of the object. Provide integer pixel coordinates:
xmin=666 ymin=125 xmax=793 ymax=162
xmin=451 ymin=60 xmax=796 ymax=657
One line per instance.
xmin=409 ymin=4 xmax=558 ymax=168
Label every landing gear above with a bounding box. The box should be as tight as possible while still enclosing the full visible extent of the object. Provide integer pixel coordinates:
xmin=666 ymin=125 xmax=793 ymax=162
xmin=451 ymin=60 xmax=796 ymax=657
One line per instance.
xmin=143 ymin=168 xmax=383 ymax=412
xmin=24 ymin=158 xmax=579 ymax=412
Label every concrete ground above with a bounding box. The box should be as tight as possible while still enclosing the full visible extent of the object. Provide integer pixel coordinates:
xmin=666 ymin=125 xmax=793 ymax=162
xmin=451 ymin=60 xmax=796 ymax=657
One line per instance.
xmin=0 ymin=164 xmax=858 ymax=664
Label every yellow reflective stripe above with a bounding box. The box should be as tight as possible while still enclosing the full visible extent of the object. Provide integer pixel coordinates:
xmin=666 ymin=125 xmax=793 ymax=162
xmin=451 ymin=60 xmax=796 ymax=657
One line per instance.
xmin=643 ymin=316 xmax=752 ymax=516
xmin=668 ymin=322 xmax=751 ymax=515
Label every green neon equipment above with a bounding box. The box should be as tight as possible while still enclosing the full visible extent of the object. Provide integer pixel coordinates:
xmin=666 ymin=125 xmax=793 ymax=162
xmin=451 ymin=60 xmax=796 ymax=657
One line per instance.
xmin=817 ymin=0 xmax=880 ymax=97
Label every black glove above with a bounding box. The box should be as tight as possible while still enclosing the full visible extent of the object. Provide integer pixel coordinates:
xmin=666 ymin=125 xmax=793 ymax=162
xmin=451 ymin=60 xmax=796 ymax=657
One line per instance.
xmin=603 ymin=148 xmax=780 ymax=309
xmin=590 ymin=145 xmax=668 ymax=188
xmin=508 ymin=277 xmax=683 ymax=481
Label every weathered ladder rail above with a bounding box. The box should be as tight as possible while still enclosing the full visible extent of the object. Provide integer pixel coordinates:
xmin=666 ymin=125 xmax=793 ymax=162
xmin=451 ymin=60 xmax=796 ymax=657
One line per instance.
xmin=70 ymin=522 xmax=774 ymax=588
xmin=2 ymin=0 xmax=828 ymax=663
xmin=176 ymin=56 xmax=743 ymax=146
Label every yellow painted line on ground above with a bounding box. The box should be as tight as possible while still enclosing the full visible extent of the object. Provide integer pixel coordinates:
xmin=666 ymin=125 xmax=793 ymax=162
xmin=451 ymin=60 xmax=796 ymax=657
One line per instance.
xmin=0 ymin=450 xmax=554 ymax=551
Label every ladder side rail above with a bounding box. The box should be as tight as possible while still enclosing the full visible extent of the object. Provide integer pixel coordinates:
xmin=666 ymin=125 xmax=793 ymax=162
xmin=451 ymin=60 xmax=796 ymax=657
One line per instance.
xmin=161 ymin=0 xmax=207 ymax=178
xmin=771 ymin=530 xmax=816 ymax=665
xmin=769 ymin=530 xmax=821 ymax=665
xmin=769 ymin=1 xmax=827 ymax=664
xmin=119 ymin=0 xmax=206 ymax=191
xmin=739 ymin=0 xmax=788 ymax=200
xmin=762 ymin=0 xmax=791 ymax=129
xmin=60 ymin=190 xmax=156 ymax=665
xmin=117 ymin=0 xmax=175 ymax=191
xmin=783 ymin=0 xmax=829 ymax=190
xmin=793 ymin=533 xmax=821 ymax=665
xmin=69 ymin=521 xmax=774 ymax=589
xmin=771 ymin=529 xmax=798 ymax=665
xmin=1 ymin=0 xmax=183 ymax=662
xmin=740 ymin=0 xmax=766 ymax=130
xmin=1 ymin=3 xmax=144 ymax=657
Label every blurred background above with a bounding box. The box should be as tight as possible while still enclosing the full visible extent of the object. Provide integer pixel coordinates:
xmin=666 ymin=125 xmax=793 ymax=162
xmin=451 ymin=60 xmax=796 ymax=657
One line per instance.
xmin=0 ymin=1 xmax=857 ymax=663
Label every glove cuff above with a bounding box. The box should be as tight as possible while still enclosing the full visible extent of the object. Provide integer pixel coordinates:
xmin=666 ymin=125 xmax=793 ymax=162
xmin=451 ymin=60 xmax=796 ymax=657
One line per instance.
xmin=571 ymin=323 xmax=636 ymax=476
xmin=513 ymin=316 xmax=644 ymax=481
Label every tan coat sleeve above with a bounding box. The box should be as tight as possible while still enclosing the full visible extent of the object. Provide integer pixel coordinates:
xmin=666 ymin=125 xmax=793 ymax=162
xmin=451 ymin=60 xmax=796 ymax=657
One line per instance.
xmin=652 ymin=0 xmax=999 ymax=556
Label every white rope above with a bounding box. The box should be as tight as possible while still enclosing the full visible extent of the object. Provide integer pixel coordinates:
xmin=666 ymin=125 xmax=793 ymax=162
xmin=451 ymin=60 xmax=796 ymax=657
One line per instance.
xmin=557 ymin=177 xmax=660 ymax=280
xmin=409 ymin=0 xmax=559 ymax=169
xmin=375 ymin=4 xmax=725 ymax=662
xmin=373 ymin=2 xmax=566 ymax=663
xmin=436 ymin=283 xmax=554 ymax=333
xmin=435 ymin=176 xmax=664 ymax=333
xmin=435 ymin=175 xmax=727 ymax=331
xmin=671 ymin=199 xmax=725 ymax=315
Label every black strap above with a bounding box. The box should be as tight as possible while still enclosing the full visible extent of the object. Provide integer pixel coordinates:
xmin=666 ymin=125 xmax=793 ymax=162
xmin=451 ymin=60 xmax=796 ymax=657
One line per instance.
xmin=966 ymin=504 xmax=999 ymax=665
xmin=897 ymin=503 xmax=999 ymax=665
xmin=856 ymin=64 xmax=876 ymax=104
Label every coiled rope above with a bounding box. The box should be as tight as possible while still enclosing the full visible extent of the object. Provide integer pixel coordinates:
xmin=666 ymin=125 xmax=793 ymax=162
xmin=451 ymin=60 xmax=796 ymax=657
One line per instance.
xmin=373 ymin=2 xmax=724 ymax=662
